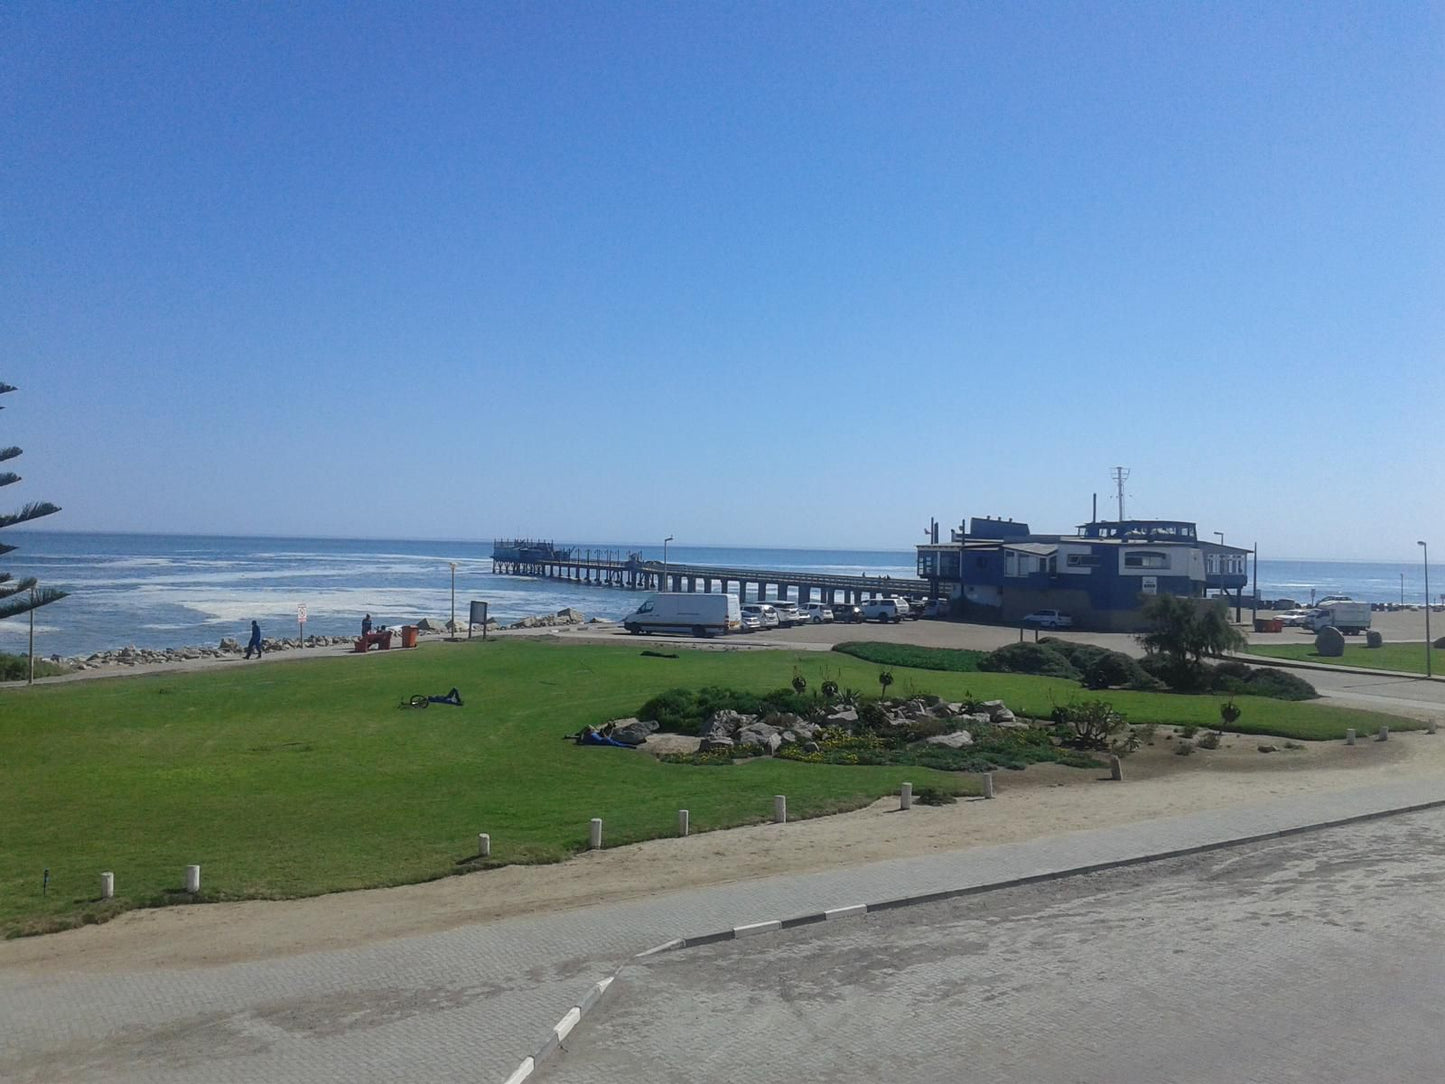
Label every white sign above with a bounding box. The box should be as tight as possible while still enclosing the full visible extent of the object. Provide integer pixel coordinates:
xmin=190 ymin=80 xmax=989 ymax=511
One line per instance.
xmin=297 ymin=604 xmax=308 ymax=623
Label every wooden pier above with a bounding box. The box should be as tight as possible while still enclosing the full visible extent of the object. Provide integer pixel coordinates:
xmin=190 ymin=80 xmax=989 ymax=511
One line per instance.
xmin=491 ymin=540 xmax=932 ymax=605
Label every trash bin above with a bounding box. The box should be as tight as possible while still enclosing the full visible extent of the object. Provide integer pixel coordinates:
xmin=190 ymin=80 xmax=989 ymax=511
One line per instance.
xmin=1268 ymin=618 xmax=1284 ymax=633
xmin=401 ymin=625 xmax=419 ymax=649
xmin=1253 ymin=619 xmax=1269 ymax=633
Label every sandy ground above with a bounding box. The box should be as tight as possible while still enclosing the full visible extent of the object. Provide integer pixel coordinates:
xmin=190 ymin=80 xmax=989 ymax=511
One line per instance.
xmin=4 ymin=722 xmax=1440 ymax=976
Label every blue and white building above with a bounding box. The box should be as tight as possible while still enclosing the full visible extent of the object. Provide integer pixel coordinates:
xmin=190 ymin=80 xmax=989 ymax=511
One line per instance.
xmin=917 ymin=516 xmax=1250 ymax=631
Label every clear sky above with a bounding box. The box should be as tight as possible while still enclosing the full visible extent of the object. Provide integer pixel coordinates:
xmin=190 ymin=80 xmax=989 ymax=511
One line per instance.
xmin=3 ymin=2 xmax=1440 ymax=561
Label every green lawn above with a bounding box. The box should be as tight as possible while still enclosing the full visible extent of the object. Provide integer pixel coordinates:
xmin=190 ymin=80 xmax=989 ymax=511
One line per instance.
xmin=0 ymin=640 xmax=1413 ymax=936
xmin=1248 ymin=642 xmax=1445 ymax=676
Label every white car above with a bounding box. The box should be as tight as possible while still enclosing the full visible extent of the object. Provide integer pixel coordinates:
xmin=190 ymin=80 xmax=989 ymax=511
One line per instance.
xmin=770 ymin=601 xmax=806 ymax=627
xmin=740 ymin=603 xmax=780 ymax=629
xmin=738 ymin=611 xmax=764 ymax=632
xmin=861 ymin=598 xmax=906 ymax=623
xmin=1276 ymin=609 xmax=1314 ymax=627
xmin=1022 ymin=609 xmax=1073 ymax=629
xmin=802 ymin=603 xmax=834 ymax=623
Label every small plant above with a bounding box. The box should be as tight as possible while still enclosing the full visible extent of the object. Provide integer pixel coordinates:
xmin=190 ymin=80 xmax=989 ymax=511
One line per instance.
xmin=913 ymin=785 xmax=957 ymax=806
xmin=820 ymin=679 xmax=839 ymax=701
xmin=1180 ymin=724 xmax=1199 ymax=740
xmin=1110 ymin=728 xmax=1142 ymax=756
xmin=1051 ymin=698 xmax=1128 ymax=750
xmin=877 ymin=670 xmax=894 ymax=694
xmin=791 ymin=669 xmax=807 ymax=696
xmin=1137 ymin=722 xmax=1158 ymax=746
xmin=1197 ymin=730 xmax=1221 ymax=750
xmin=1219 ymin=699 xmax=1242 ymax=726
xmin=1175 ymin=739 xmax=1196 ymax=755
xmin=857 ymin=700 xmax=890 ymax=731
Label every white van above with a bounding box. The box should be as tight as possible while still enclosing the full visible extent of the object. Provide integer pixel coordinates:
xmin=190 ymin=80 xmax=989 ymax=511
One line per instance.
xmin=622 ymin=593 xmax=741 ymax=637
xmin=740 ymin=603 xmax=780 ymax=629
xmin=861 ymin=598 xmax=906 ymax=623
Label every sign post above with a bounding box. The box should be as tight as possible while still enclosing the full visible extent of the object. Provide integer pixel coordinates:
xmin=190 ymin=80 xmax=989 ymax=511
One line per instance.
xmin=469 ymin=601 xmax=488 ymax=640
xmin=297 ymin=603 xmax=307 ymax=647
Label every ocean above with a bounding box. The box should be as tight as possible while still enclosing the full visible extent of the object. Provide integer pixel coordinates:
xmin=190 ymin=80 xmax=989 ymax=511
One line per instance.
xmin=0 ymin=531 xmax=1436 ymax=659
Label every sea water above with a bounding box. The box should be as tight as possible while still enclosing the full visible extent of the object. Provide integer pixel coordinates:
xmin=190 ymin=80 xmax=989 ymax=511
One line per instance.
xmin=0 ymin=530 xmax=1435 ymax=659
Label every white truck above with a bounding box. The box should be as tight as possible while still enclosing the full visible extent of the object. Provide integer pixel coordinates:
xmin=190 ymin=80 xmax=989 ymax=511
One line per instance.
xmin=622 ymin=593 xmax=741 ymax=637
xmin=1304 ymin=601 xmax=1372 ymax=635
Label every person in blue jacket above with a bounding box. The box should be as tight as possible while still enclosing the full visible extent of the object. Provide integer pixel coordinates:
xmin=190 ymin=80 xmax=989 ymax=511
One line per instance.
xmin=361 ymin=613 xmax=373 ymax=637
xmin=245 ymin=620 xmax=263 ymax=660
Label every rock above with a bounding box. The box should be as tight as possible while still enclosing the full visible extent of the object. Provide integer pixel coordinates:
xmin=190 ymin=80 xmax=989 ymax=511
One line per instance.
xmin=1366 ymin=630 xmax=1384 ymax=648
xmin=762 ymin=733 xmax=783 ymax=754
xmin=924 ymin=730 xmax=974 ymax=748
xmin=789 ymin=720 xmax=819 ymax=740
xmin=1257 ymin=743 xmax=1278 ymax=753
xmin=701 ymin=709 xmax=751 ymax=740
xmin=415 ymin=618 xmax=444 ymax=632
xmin=991 ymin=708 xmax=1016 ymax=724
xmin=780 ymin=730 xmax=798 ymax=743
xmin=827 ymin=707 xmax=859 ymax=725
xmin=219 ymin=637 xmax=240 ymax=652
xmin=610 ymin=719 xmax=659 ymax=745
xmin=803 ymin=740 xmax=820 ymax=753
xmin=555 ymin=608 xmax=587 ymax=624
xmin=1314 ymin=626 xmax=1346 ymax=657
xmin=698 ymin=735 xmax=735 ymax=753
xmin=736 ymin=721 xmax=782 ymax=747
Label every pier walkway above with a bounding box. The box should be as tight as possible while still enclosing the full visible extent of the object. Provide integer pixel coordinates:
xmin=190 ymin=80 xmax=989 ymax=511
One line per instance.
xmin=491 ymin=540 xmax=931 ymax=606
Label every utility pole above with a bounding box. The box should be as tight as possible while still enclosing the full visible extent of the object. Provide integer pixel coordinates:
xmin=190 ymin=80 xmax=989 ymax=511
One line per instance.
xmin=1111 ymin=467 xmax=1130 ymax=521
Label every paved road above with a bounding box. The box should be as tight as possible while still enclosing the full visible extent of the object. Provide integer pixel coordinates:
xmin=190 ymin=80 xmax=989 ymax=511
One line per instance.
xmin=539 ymin=808 xmax=1445 ymax=1083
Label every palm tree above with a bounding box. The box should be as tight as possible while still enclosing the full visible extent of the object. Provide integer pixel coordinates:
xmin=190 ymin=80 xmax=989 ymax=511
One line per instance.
xmin=0 ymin=381 xmax=66 ymax=620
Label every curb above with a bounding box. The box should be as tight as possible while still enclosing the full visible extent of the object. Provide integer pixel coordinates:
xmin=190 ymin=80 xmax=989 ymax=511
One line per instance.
xmin=1233 ymin=652 xmax=1445 ymax=684
xmin=501 ymin=793 xmax=1445 ymax=1081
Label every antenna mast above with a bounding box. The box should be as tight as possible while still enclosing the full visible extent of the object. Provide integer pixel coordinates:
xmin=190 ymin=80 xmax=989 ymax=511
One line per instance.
xmin=1111 ymin=467 xmax=1130 ymax=521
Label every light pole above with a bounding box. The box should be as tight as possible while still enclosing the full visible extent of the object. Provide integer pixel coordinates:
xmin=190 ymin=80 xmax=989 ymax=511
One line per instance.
xmin=1419 ymin=541 xmax=1431 ymax=678
xmin=662 ymin=536 xmax=674 ymax=593
xmin=450 ymin=562 xmax=457 ymax=640
xmin=1401 ymin=572 xmax=1405 ymax=606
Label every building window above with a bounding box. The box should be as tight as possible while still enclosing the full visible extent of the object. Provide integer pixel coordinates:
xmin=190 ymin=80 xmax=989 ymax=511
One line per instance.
xmin=1066 ymin=553 xmax=1101 ymax=568
xmin=1124 ymin=551 xmax=1168 ymax=569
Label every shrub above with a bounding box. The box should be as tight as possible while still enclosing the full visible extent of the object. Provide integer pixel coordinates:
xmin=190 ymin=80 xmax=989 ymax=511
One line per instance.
xmin=1219 ymin=699 xmax=1242 ymax=725
xmin=913 ymin=785 xmax=957 ymax=806
xmin=1051 ymin=698 xmax=1127 ymax=750
xmin=856 ymin=700 xmax=890 ymax=730
xmin=1082 ymin=651 xmax=1150 ymax=691
xmin=978 ymin=642 xmax=1080 ymax=679
xmin=1197 ymin=730 xmax=1221 ymax=750
xmin=831 ymin=642 xmax=985 ymax=673
xmin=1180 ymin=724 xmax=1199 ymax=739
xmin=0 ymin=653 xmax=70 ymax=681
xmin=1175 ymin=739 xmax=1196 ymax=755
xmin=1137 ymin=722 xmax=1158 ymax=745
xmin=637 ymin=688 xmax=698 ymax=733
xmin=1240 ymin=668 xmax=1317 ymax=701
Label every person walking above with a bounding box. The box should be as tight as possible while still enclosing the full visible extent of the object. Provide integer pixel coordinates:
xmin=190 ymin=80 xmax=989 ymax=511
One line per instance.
xmin=245 ymin=620 xmax=263 ymax=660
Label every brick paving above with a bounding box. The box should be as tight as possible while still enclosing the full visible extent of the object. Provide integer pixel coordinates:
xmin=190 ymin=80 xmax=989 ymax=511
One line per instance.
xmin=4 ymin=779 xmax=1445 ymax=1082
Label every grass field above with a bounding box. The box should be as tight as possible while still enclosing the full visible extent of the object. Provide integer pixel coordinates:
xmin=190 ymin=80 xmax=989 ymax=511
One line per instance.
xmin=1248 ymin=642 xmax=1444 ymax=676
xmin=0 ymin=640 xmax=1413 ymax=936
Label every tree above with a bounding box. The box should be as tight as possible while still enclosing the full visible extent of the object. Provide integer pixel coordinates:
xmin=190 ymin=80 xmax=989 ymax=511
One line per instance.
xmin=0 ymin=381 xmax=66 ymax=620
xmin=1136 ymin=594 xmax=1245 ymax=687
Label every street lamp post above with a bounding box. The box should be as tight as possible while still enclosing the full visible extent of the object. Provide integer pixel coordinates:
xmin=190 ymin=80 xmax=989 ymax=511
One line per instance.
xmin=1401 ymin=572 xmax=1406 ymax=605
xmin=662 ymin=536 xmax=674 ymax=593
xmin=450 ymin=562 xmax=457 ymax=640
xmin=1419 ymin=541 xmax=1431 ymax=678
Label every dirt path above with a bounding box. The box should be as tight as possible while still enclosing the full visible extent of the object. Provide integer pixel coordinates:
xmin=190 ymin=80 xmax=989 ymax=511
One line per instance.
xmin=4 ymin=725 xmax=1439 ymax=976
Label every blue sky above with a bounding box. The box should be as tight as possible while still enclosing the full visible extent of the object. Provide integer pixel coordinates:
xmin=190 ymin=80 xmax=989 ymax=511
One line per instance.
xmin=2 ymin=2 xmax=1440 ymax=560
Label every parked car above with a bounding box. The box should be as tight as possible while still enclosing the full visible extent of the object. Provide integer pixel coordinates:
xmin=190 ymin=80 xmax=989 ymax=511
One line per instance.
xmin=905 ymin=598 xmax=926 ymax=619
xmin=922 ymin=598 xmax=952 ymax=619
xmin=831 ymin=603 xmax=865 ymax=623
xmin=738 ymin=611 xmax=764 ymax=632
xmin=802 ymin=603 xmax=834 ymax=623
xmin=1316 ymin=595 xmax=1355 ymax=607
xmin=861 ymin=598 xmax=906 ymax=623
xmin=770 ymin=601 xmax=807 ymax=627
xmin=1275 ymin=609 xmax=1314 ymax=627
xmin=1022 ymin=609 xmax=1073 ymax=629
xmin=740 ymin=603 xmax=780 ymax=629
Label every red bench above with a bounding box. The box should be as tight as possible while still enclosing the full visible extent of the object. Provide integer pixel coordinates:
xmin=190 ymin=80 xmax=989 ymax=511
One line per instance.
xmin=354 ymin=630 xmax=394 ymax=652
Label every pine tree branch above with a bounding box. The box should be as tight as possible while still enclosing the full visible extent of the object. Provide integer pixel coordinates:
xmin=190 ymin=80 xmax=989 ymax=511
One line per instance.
xmin=0 ymin=576 xmax=37 ymax=599
xmin=0 ymin=472 xmax=20 ymax=488
xmin=0 ymin=447 xmax=20 ymax=464
xmin=0 ymin=586 xmax=66 ymax=621
xmin=0 ymin=502 xmax=61 ymax=531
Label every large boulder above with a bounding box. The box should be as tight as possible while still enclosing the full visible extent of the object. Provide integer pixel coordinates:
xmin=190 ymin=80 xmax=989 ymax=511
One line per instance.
xmin=1315 ymin=626 xmax=1346 ymax=658
xmin=925 ymin=730 xmax=973 ymax=748
xmin=698 ymin=735 xmax=735 ymax=753
xmin=415 ymin=618 xmax=444 ymax=632
xmin=700 ymin=709 xmax=751 ymax=741
xmin=827 ymin=707 xmax=859 ymax=725
xmin=555 ymin=607 xmax=587 ymax=624
xmin=610 ymin=718 xmax=659 ymax=745
xmin=1366 ymin=630 xmax=1384 ymax=648
xmin=736 ymin=721 xmax=782 ymax=748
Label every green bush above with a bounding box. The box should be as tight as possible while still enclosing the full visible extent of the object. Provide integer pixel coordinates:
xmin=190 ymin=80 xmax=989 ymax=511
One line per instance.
xmin=1237 ymin=668 xmax=1317 ymax=701
xmin=1050 ymin=698 xmax=1128 ymax=750
xmin=978 ymin=642 xmax=1080 ymax=679
xmin=832 ymin=642 xmax=985 ymax=673
xmin=1082 ymin=651 xmax=1148 ymax=690
xmin=0 ymin=653 xmax=69 ymax=681
xmin=913 ymin=785 xmax=957 ymax=806
xmin=637 ymin=685 xmax=816 ymax=735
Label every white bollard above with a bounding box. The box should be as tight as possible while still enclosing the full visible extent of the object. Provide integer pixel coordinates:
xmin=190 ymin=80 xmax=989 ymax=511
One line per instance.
xmin=773 ymin=794 xmax=787 ymax=823
xmin=1110 ymin=755 xmax=1123 ymax=781
xmin=982 ymin=772 xmax=996 ymax=799
xmin=1346 ymin=728 xmax=1356 ymax=746
xmin=677 ymin=809 xmax=689 ymax=836
xmin=185 ymin=865 xmax=200 ymax=894
xmin=589 ymin=818 xmax=603 ymax=850
xmin=1377 ymin=726 xmax=1389 ymax=742
xmin=477 ymin=833 xmax=491 ymax=858
xmin=100 ymin=872 xmax=114 ymax=900
xmin=900 ymin=782 xmax=913 ymax=811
